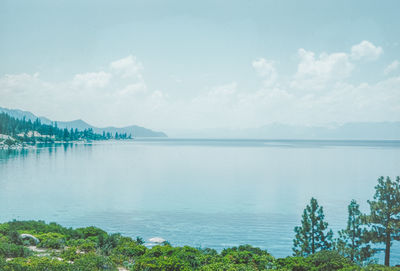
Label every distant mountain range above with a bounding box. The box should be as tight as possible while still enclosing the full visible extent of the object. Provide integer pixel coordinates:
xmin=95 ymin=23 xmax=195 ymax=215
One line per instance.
xmin=1 ymin=106 xmax=399 ymax=140
xmin=0 ymin=107 xmax=167 ymax=138
xmin=169 ymin=122 xmax=400 ymax=140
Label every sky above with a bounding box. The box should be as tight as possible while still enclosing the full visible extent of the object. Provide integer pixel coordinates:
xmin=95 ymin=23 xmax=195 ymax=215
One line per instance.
xmin=0 ymin=0 xmax=400 ymax=132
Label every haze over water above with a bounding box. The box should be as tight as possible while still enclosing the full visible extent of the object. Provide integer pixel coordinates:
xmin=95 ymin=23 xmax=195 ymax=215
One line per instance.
xmin=0 ymin=139 xmax=399 ymax=264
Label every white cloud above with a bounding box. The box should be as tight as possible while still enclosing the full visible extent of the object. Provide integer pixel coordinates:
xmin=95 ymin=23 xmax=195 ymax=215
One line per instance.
xmin=0 ymin=55 xmax=154 ymax=126
xmin=0 ymin=73 xmax=40 ymax=88
xmin=384 ymin=60 xmax=399 ymax=75
xmin=0 ymin=73 xmax=58 ymax=118
xmin=175 ymin=74 xmax=400 ymax=128
xmin=1 ymin=70 xmax=400 ymax=130
xmin=0 ymin=73 xmax=49 ymax=99
xmin=72 ymin=72 xmax=111 ymax=88
xmin=291 ymin=48 xmax=353 ymax=90
xmin=207 ymin=82 xmax=237 ymax=100
xmin=351 ymin=40 xmax=383 ymax=61
xmin=110 ymin=55 xmax=143 ymax=78
xmin=1 ymin=50 xmax=400 ymax=131
xmin=252 ymin=58 xmax=277 ymax=86
xmin=119 ymin=82 xmax=147 ymax=95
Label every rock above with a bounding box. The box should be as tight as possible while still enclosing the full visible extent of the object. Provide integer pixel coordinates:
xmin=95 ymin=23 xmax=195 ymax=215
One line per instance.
xmin=148 ymin=237 xmax=166 ymax=243
xmin=20 ymin=234 xmax=39 ymax=244
xmin=28 ymin=246 xmax=47 ymax=252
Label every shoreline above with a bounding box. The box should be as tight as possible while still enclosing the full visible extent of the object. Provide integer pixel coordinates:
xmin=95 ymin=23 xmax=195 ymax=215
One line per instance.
xmin=0 ymin=138 xmax=132 ymax=150
xmin=1 ymin=220 xmax=399 ymax=269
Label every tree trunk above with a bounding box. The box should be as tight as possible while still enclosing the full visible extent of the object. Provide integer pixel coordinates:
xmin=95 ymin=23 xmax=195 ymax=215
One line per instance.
xmin=312 ymin=226 xmax=315 ymax=254
xmin=385 ymin=232 xmax=390 ymax=266
xmin=351 ymin=224 xmax=355 ymax=262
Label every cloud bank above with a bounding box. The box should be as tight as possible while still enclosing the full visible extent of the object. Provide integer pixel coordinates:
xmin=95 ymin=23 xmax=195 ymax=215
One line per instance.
xmin=351 ymin=40 xmax=383 ymax=61
xmin=0 ymin=41 xmax=399 ymax=131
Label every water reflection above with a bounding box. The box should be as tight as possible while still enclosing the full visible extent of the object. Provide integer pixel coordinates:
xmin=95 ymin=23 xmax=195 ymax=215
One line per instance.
xmin=0 ymin=148 xmax=29 ymax=160
xmin=0 ymin=142 xmax=96 ymax=166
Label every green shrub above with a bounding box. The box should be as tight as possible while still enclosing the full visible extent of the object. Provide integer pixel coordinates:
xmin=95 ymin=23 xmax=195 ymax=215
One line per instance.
xmin=3 ymin=256 xmax=72 ymax=271
xmin=36 ymin=233 xmax=66 ymax=249
xmin=114 ymin=241 xmax=146 ymax=257
xmin=308 ymin=250 xmax=354 ymax=271
xmin=275 ymin=256 xmax=311 ymax=271
xmin=0 ymin=224 xmax=11 ymax=236
xmin=200 ymin=262 xmax=258 ymax=271
xmin=0 ymin=242 xmax=32 ymax=258
xmin=175 ymin=246 xmax=203 ymax=268
xmin=60 ymin=246 xmax=82 ymax=262
xmin=1 ymin=220 xmax=399 ymax=271
xmin=132 ymin=256 xmax=191 ymax=271
xmin=73 ymin=252 xmax=116 ymax=270
xmin=221 ymin=245 xmax=275 ymax=270
xmin=75 ymin=226 xmax=107 ymax=240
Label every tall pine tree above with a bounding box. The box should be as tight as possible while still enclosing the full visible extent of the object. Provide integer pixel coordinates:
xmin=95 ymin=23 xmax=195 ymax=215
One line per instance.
xmin=365 ymin=176 xmax=400 ymax=266
xmin=293 ymin=197 xmax=333 ymax=256
xmin=336 ymin=200 xmax=374 ymax=265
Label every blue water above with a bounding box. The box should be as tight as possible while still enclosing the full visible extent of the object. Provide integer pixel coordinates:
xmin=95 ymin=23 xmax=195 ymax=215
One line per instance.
xmin=0 ymin=139 xmax=399 ymax=264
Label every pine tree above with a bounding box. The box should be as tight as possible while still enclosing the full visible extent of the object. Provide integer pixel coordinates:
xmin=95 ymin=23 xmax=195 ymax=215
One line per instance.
xmin=293 ymin=197 xmax=333 ymax=256
xmin=336 ymin=200 xmax=374 ymax=264
xmin=365 ymin=176 xmax=400 ymax=266
xmin=63 ymin=128 xmax=70 ymax=141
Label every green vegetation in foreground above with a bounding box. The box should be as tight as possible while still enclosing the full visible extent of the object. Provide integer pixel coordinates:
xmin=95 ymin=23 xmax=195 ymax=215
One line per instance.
xmin=0 ymin=112 xmax=131 ymax=147
xmin=0 ymin=176 xmax=399 ymax=270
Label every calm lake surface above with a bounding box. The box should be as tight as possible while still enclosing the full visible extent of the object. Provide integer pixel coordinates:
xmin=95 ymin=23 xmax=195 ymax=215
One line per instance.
xmin=1 ymin=139 xmax=399 ymax=264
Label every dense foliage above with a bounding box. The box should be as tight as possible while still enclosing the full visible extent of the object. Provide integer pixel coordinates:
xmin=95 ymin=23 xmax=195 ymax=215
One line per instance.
xmin=0 ymin=176 xmax=399 ymax=270
xmin=0 ymin=112 xmax=131 ymax=144
xmin=1 ymin=220 xmax=398 ymax=271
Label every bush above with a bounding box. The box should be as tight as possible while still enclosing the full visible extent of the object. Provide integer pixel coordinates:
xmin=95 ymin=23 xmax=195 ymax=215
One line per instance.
xmin=73 ymin=253 xmax=116 ymax=270
xmin=3 ymin=257 xmax=72 ymax=271
xmin=221 ymin=245 xmax=275 ymax=269
xmin=132 ymin=256 xmax=191 ymax=271
xmin=78 ymin=240 xmax=96 ymax=253
xmin=7 ymin=221 xmax=74 ymax=237
xmin=0 ymin=224 xmax=11 ymax=236
xmin=60 ymin=246 xmax=82 ymax=262
xmin=114 ymin=241 xmax=146 ymax=258
xmin=36 ymin=233 xmax=66 ymax=249
xmin=98 ymin=233 xmax=123 ymax=256
xmin=1 ymin=221 xmax=399 ymax=271
xmin=275 ymin=256 xmax=311 ymax=271
xmin=0 ymin=242 xmax=32 ymax=258
xmin=175 ymin=246 xmax=203 ymax=268
xmin=75 ymin=226 xmax=107 ymax=240
xmin=200 ymin=262 xmax=258 ymax=271
xmin=308 ymin=250 xmax=354 ymax=271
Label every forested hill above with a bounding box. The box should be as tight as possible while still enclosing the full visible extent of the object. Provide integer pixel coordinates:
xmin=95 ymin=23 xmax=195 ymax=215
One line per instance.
xmin=0 ymin=107 xmax=167 ymax=138
xmin=0 ymin=112 xmax=119 ymax=144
